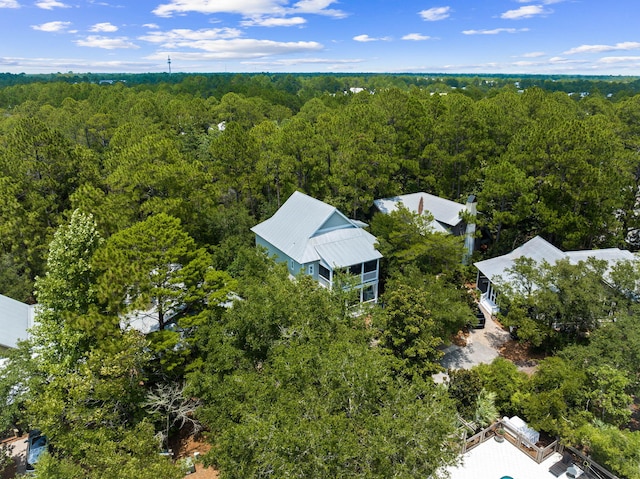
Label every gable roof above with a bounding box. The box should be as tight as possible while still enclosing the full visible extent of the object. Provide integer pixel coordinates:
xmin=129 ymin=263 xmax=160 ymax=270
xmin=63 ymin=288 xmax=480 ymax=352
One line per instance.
xmin=374 ymin=192 xmax=466 ymax=233
xmin=0 ymin=294 xmax=35 ymax=349
xmin=474 ymin=236 xmax=635 ymax=285
xmin=251 ymin=191 xmax=381 ymax=268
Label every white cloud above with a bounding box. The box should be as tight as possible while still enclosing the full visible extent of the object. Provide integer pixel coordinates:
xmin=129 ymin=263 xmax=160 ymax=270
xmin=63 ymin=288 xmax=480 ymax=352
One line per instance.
xmin=548 ymin=56 xmax=585 ymax=65
xmin=402 ymin=33 xmax=431 ymax=41
xmin=419 ymin=6 xmax=450 ymax=21
xmin=242 ymin=57 xmax=363 ymax=66
xmin=32 ymin=21 xmax=71 ymax=32
xmin=353 ymin=34 xmax=390 ymax=42
xmin=75 ymin=35 xmax=139 ymax=49
xmin=90 ymin=22 xmax=118 ymax=32
xmin=0 ymin=0 xmax=19 ymax=7
xmin=292 ymin=0 xmax=346 ymax=17
xmin=598 ymin=56 xmax=640 ymax=64
xmin=241 ymin=16 xmax=306 ymax=27
xmin=153 ymin=0 xmax=345 ymax=19
xmin=462 ymin=28 xmax=528 ymax=35
xmin=512 ymin=60 xmax=536 ymax=67
xmin=501 ymin=5 xmax=548 ymax=19
xmin=353 ymin=34 xmax=375 ymax=42
xmin=521 ymin=51 xmax=545 ymax=58
xmin=146 ymin=39 xmax=322 ymax=59
xmin=143 ymin=23 xmax=160 ymax=29
xmin=139 ymin=28 xmax=243 ymax=44
xmin=564 ymin=42 xmax=640 ymax=55
xmin=153 ymin=0 xmax=284 ymax=17
xmin=35 ymin=0 xmax=69 ymax=9
xmin=0 ymin=56 xmax=160 ymax=73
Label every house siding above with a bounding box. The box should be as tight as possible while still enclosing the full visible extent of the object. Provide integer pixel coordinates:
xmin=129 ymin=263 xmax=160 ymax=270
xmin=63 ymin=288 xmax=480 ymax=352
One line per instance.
xmin=0 ymin=294 xmax=32 ymax=349
xmin=256 ymin=236 xmax=302 ymax=276
xmin=252 ymin=191 xmax=382 ymax=302
xmin=306 ymin=261 xmax=319 ymax=281
xmin=318 ymin=211 xmax=351 ymax=232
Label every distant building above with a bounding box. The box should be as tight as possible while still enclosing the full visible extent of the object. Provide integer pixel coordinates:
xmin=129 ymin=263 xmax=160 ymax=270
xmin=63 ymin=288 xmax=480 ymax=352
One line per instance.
xmin=251 ymin=191 xmax=382 ymax=303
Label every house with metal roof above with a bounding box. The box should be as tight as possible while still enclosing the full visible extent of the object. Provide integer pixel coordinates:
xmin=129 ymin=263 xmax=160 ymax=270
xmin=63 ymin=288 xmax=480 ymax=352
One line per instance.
xmin=475 ymin=236 xmax=635 ymax=314
xmin=374 ymin=192 xmax=470 ymax=234
xmin=374 ymin=192 xmax=478 ymax=263
xmin=0 ymin=294 xmax=35 ymax=350
xmin=251 ymin=191 xmax=382 ymax=302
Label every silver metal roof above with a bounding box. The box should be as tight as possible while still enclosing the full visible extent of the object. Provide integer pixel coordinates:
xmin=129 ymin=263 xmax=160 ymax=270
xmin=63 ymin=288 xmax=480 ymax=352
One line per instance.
xmin=565 ymin=248 xmax=635 ymax=265
xmin=0 ymin=294 xmax=33 ymax=349
xmin=475 ymin=236 xmax=565 ymax=284
xmin=312 ymin=230 xmax=382 ymax=268
xmin=475 ymin=236 xmax=636 ymax=285
xmin=374 ymin=192 xmax=466 ymax=230
xmin=252 ymin=191 xmax=382 ymax=267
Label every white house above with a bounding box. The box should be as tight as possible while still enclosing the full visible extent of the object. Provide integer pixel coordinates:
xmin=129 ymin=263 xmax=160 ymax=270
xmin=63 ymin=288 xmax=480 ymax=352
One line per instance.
xmin=475 ymin=236 xmax=636 ymax=315
xmin=374 ymin=192 xmax=478 ymax=263
xmin=251 ymin=191 xmax=383 ymax=303
xmin=0 ymin=294 xmax=36 ymax=350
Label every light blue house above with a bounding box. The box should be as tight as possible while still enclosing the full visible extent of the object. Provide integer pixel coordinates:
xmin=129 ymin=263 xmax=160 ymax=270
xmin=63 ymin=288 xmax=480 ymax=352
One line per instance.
xmin=0 ymin=294 xmax=35 ymax=350
xmin=251 ymin=191 xmax=382 ymax=303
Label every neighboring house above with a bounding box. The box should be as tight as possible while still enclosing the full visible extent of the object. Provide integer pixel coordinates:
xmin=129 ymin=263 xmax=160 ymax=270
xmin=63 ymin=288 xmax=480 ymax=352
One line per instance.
xmin=474 ymin=236 xmax=635 ymax=315
xmin=121 ymin=305 xmax=177 ymax=335
xmin=251 ymin=191 xmax=383 ymax=303
xmin=374 ymin=192 xmax=478 ymax=263
xmin=0 ymin=294 xmax=36 ymax=350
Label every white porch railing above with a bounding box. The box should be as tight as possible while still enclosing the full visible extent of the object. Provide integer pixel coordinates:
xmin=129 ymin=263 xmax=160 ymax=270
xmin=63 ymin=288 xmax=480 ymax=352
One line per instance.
xmin=362 ymin=271 xmax=377 ymax=282
xmin=480 ymin=292 xmax=500 ymax=316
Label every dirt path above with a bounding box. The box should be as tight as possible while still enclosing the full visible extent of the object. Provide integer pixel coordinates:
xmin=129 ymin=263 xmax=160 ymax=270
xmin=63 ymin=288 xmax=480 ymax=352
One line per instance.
xmin=174 ymin=434 xmax=219 ymax=479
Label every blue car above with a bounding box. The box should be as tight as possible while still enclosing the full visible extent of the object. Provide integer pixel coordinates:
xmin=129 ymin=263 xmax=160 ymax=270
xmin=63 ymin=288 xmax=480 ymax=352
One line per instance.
xmin=26 ymin=430 xmax=47 ymax=473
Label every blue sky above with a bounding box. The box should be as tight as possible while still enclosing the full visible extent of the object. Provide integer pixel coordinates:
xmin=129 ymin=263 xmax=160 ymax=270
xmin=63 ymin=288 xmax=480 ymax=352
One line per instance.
xmin=1 ymin=0 xmax=639 ymax=75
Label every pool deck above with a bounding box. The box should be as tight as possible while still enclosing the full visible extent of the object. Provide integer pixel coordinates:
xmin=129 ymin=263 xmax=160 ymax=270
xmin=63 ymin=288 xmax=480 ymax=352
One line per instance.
xmin=445 ymin=436 xmax=581 ymax=479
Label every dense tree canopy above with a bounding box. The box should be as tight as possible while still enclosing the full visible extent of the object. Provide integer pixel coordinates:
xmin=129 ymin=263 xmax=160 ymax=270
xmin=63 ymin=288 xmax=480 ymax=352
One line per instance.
xmin=2 ymin=74 xmax=640 ymax=478
xmin=187 ymin=252 xmax=461 ymax=478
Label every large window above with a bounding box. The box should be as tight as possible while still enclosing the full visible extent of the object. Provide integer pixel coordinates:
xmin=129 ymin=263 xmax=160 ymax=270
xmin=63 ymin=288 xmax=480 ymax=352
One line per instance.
xmin=319 ymin=264 xmax=330 ymax=280
xmin=363 ymin=260 xmax=378 ymax=281
xmin=362 ymin=285 xmax=376 ymax=302
xmin=348 ymin=263 xmax=362 ymax=276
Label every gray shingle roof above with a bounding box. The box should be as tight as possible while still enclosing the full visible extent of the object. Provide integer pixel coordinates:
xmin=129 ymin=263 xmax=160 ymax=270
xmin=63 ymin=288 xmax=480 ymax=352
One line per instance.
xmin=251 ymin=191 xmax=381 ymax=267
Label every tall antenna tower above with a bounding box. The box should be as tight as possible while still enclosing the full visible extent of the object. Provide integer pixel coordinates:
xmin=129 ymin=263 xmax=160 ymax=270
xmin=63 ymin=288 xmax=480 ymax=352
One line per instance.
xmin=167 ymin=55 xmax=172 ymax=75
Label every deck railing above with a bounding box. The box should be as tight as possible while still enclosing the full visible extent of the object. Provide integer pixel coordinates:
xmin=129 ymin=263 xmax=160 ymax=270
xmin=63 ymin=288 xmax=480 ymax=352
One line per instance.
xmin=461 ymin=420 xmax=561 ymax=464
xmin=362 ymin=270 xmax=377 ymax=282
xmin=459 ymin=423 xmax=618 ymax=479
xmin=565 ymin=446 xmax=620 ymax=479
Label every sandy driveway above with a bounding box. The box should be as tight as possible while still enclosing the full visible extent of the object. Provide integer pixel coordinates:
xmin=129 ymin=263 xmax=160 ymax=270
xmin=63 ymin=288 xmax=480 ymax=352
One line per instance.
xmin=434 ymin=305 xmax=510 ymax=382
xmin=1 ymin=434 xmax=27 ymax=478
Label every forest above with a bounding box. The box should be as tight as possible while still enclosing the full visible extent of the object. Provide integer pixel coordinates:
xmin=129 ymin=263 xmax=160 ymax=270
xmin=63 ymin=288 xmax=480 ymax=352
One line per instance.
xmin=1 ymin=73 xmax=640 ymax=478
